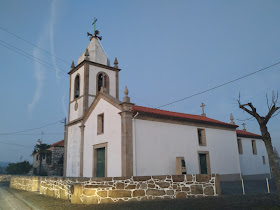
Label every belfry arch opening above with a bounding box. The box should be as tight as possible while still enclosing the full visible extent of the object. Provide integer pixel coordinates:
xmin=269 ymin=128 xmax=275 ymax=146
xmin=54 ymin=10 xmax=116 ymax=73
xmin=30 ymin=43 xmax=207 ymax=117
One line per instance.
xmin=97 ymin=72 xmax=109 ymax=93
xmin=74 ymin=75 xmax=80 ymax=99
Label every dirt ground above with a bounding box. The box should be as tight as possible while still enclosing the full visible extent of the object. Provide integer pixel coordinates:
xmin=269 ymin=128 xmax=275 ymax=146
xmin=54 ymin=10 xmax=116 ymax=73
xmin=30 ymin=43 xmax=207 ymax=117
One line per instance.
xmin=1 ymin=183 xmax=280 ymax=210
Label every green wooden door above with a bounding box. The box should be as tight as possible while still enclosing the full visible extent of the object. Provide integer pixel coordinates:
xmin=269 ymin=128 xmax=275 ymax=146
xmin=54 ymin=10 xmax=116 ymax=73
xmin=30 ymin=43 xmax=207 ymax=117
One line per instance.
xmin=199 ymin=154 xmax=208 ymax=174
xmin=96 ymin=147 xmax=105 ymax=177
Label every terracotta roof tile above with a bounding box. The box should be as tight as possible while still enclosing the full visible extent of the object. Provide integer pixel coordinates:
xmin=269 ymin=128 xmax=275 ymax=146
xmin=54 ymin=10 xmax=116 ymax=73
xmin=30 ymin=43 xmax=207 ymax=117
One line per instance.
xmin=236 ymin=130 xmax=262 ymax=139
xmin=50 ymin=140 xmax=64 ymax=147
xmin=132 ymin=105 xmax=238 ymax=128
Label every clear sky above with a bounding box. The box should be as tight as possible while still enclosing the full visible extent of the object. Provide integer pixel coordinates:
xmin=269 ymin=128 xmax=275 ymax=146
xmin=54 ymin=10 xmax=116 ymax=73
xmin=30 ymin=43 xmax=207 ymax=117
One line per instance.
xmin=0 ymin=0 xmax=279 ymax=163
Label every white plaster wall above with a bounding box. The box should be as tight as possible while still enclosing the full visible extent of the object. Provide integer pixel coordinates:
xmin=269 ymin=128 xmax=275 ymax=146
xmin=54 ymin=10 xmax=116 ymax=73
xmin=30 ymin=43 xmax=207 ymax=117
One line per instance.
xmin=239 ymin=138 xmax=270 ymax=176
xmin=83 ymin=98 xmax=122 ymax=177
xmin=70 ymin=66 xmax=84 ymax=101
xmin=69 ymin=98 xmax=84 ymax=122
xmin=134 ymin=119 xmax=241 ymax=176
xmin=88 ymin=96 xmax=95 ymax=108
xmin=66 ymin=123 xmax=81 ymax=177
xmin=88 ymin=65 xmax=117 ymax=98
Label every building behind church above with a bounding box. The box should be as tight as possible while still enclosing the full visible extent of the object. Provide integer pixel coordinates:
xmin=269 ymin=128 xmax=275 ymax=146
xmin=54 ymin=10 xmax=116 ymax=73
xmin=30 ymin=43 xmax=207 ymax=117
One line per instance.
xmin=64 ymin=27 xmax=270 ymax=181
xmin=33 ymin=140 xmax=64 ymax=176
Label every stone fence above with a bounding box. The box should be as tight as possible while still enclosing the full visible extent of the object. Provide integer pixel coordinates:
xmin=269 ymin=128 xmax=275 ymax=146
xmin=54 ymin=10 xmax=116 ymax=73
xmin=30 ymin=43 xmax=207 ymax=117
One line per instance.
xmin=9 ymin=174 xmax=221 ymax=204
xmin=0 ymin=174 xmax=11 ymax=182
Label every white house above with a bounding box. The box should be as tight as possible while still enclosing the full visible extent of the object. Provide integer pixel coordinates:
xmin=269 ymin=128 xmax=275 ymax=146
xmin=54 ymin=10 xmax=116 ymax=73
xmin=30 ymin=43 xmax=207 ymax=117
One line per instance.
xmin=64 ymin=30 xmax=270 ymax=181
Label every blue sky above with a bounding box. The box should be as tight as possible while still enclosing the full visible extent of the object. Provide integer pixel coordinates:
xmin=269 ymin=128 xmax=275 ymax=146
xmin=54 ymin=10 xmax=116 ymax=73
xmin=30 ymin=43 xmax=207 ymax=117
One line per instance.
xmin=0 ymin=0 xmax=279 ymax=163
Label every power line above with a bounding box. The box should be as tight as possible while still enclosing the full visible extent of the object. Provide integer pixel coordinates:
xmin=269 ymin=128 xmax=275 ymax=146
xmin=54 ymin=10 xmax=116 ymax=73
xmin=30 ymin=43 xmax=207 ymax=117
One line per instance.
xmin=0 ymin=119 xmax=64 ymax=136
xmin=0 ymin=132 xmax=64 ymax=136
xmin=156 ymin=60 xmax=280 ymax=109
xmin=0 ymin=39 xmax=68 ymax=74
xmin=0 ymin=141 xmax=33 ymax=148
xmin=0 ymin=42 xmax=68 ymax=78
xmin=0 ymin=25 xmax=71 ymax=65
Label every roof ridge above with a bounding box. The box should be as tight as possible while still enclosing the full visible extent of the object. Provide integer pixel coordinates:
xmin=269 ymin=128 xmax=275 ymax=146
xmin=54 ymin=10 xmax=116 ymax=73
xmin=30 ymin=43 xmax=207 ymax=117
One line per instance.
xmin=132 ymin=105 xmax=238 ymax=128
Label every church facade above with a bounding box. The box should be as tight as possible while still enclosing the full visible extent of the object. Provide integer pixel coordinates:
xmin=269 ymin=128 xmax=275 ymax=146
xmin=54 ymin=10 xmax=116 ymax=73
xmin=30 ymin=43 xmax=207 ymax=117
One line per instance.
xmin=64 ymin=31 xmax=270 ymax=181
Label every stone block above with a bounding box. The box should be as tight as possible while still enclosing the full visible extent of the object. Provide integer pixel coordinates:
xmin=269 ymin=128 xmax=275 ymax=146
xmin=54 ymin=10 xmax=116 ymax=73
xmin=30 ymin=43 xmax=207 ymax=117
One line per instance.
xmin=116 ymin=183 xmax=124 ymax=189
xmin=196 ymin=174 xmax=211 ymax=182
xmin=92 ymin=177 xmax=113 ymax=182
xmin=156 ymin=182 xmax=170 ymax=188
xmin=133 ymin=190 xmax=145 ymax=197
xmin=204 ymin=186 xmax=214 ymax=196
xmin=172 ymin=184 xmax=178 ymax=189
xmin=190 ymin=185 xmax=203 ymax=194
xmin=82 ymin=196 xmax=99 ymax=204
xmin=133 ymin=176 xmax=151 ymax=181
xmin=182 ymin=187 xmax=190 ymax=192
xmin=140 ymin=197 xmax=149 ymax=201
xmin=166 ymin=190 xmax=174 ymax=195
xmin=99 ymin=198 xmax=114 ymax=204
xmin=196 ymin=195 xmax=204 ymax=198
xmin=140 ymin=183 xmax=147 ymax=189
xmin=172 ymin=175 xmax=185 ymax=182
xmin=113 ymin=176 xmax=131 ymax=181
xmin=187 ymin=175 xmax=193 ymax=181
xmin=148 ymin=184 xmax=155 ymax=188
xmin=176 ymin=192 xmax=187 ymax=199
xmin=126 ymin=185 xmax=136 ymax=189
xmin=59 ymin=189 xmax=68 ymax=200
xmin=152 ymin=175 xmax=166 ymax=180
xmin=146 ymin=189 xmax=165 ymax=196
xmin=97 ymin=190 xmax=108 ymax=197
xmin=108 ymin=190 xmax=131 ymax=198
xmin=128 ymin=198 xmax=138 ymax=202
xmin=83 ymin=189 xmax=96 ymax=196
xmin=71 ymin=184 xmax=83 ymax=204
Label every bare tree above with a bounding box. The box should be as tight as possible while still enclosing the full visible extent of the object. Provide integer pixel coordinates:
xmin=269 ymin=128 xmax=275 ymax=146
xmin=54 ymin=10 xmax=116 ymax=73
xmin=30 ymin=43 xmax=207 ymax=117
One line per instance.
xmin=238 ymin=91 xmax=280 ymax=195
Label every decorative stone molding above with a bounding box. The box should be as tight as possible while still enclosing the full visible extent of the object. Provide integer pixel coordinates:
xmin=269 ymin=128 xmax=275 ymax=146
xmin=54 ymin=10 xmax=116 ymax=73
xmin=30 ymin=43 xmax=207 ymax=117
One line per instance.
xmin=9 ymin=174 xmax=221 ymax=205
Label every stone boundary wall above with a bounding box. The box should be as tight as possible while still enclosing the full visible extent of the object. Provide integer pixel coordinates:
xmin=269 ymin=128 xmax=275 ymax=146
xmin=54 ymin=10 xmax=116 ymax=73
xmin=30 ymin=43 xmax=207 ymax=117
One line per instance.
xmin=10 ymin=176 xmax=40 ymax=192
xmin=0 ymin=175 xmax=12 ymax=182
xmin=10 ymin=174 xmax=221 ymax=204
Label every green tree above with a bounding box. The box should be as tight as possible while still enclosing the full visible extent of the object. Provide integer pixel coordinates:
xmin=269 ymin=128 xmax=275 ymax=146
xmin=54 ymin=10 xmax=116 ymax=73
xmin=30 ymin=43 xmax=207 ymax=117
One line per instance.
xmin=32 ymin=142 xmax=50 ymax=175
xmin=5 ymin=161 xmax=32 ymax=175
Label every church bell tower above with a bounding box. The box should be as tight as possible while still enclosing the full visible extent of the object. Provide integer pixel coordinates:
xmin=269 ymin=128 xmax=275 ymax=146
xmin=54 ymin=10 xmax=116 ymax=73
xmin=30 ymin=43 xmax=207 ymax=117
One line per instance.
xmin=67 ymin=24 xmax=120 ymax=123
xmin=65 ymin=21 xmax=121 ymax=177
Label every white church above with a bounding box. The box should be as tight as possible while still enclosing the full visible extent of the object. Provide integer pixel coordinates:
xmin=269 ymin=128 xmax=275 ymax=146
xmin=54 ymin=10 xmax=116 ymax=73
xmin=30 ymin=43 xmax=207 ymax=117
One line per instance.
xmin=64 ymin=28 xmax=270 ymax=181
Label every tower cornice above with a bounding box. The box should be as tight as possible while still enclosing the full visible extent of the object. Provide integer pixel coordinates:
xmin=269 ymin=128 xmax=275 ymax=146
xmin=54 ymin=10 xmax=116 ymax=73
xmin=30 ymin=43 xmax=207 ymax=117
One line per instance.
xmin=68 ymin=60 xmax=121 ymax=75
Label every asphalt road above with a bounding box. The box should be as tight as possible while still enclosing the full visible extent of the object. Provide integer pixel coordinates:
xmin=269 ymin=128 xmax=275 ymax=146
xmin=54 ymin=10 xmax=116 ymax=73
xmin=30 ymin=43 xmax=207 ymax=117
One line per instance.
xmin=0 ymin=182 xmax=280 ymax=210
xmin=0 ymin=183 xmax=41 ymax=210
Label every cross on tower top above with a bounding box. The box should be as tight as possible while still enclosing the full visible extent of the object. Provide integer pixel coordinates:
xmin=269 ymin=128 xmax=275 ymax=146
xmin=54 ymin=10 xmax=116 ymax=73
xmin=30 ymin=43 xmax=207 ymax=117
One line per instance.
xmin=92 ymin=17 xmax=97 ymax=32
xmin=200 ymin=103 xmax=206 ymax=117
xmin=87 ymin=18 xmax=102 ymax=41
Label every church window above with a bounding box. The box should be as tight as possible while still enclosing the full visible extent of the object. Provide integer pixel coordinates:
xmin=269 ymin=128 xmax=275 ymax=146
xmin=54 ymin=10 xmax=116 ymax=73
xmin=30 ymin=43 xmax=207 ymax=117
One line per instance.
xmin=262 ymin=156 xmax=266 ymax=164
xmin=197 ymin=129 xmax=206 ymax=146
xmin=36 ymin=154 xmax=38 ymax=161
xmin=252 ymin=140 xmax=257 ymax=155
xmin=237 ymin=139 xmax=243 ymax=154
xmin=97 ymin=113 xmax=104 ymax=134
xmin=74 ymin=75 xmax=80 ymax=99
xmin=97 ymin=72 xmax=109 ymax=93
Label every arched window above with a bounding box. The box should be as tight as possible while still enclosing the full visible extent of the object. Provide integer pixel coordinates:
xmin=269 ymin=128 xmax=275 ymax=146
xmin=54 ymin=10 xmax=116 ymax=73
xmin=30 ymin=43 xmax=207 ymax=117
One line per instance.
xmin=74 ymin=75 xmax=80 ymax=99
xmin=97 ymin=72 xmax=109 ymax=93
